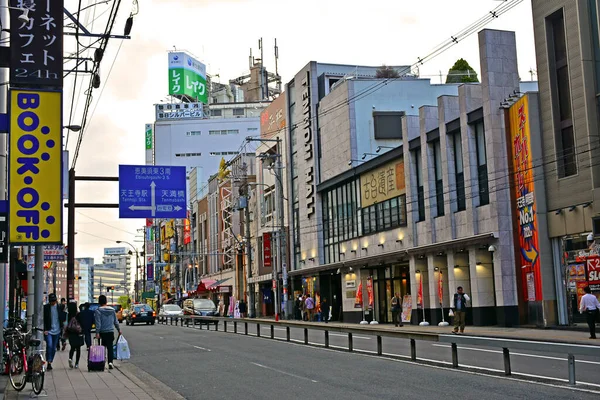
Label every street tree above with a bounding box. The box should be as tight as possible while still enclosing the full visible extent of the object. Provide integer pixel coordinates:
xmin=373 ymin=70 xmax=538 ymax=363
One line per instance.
xmin=445 ymin=58 xmax=479 ymax=83
xmin=376 ymin=65 xmax=400 ymax=79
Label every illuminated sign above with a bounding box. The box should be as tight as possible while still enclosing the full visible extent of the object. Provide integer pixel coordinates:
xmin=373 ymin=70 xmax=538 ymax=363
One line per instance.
xmin=260 ymin=94 xmax=286 ymax=138
xmin=360 ymin=160 xmax=406 ymax=207
xmin=9 ymin=90 xmax=62 ymax=243
xmin=301 ymin=71 xmax=315 ymax=217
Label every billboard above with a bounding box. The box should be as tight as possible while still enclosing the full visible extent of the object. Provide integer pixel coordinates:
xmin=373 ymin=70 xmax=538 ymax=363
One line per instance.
xmin=360 ymin=160 xmax=406 ymax=208
xmin=260 ymin=94 xmax=286 ymax=138
xmin=9 ymin=90 xmax=62 ymax=243
xmin=104 ymin=247 xmax=128 ymax=256
xmin=183 ymin=216 xmax=191 ymax=245
xmin=145 ymin=124 xmax=153 ymax=150
xmin=44 ymin=245 xmax=65 ymax=261
xmin=168 ymin=52 xmax=208 ymax=104
xmin=508 ymin=96 xmax=542 ymax=302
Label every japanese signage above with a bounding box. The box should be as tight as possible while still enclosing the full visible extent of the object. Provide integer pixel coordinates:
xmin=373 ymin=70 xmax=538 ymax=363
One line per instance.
xmin=155 ymin=104 xmax=204 ymax=121
xmin=43 ymin=244 xmax=65 ymax=261
xmin=103 ymin=247 xmax=128 ymax=256
xmin=9 ymin=90 xmax=62 ymax=243
xmin=183 ymin=216 xmax=191 ymax=245
xmin=0 ymin=201 xmax=7 ymax=263
xmin=586 ymin=257 xmax=600 ymax=291
xmin=260 ymin=94 xmax=286 ymax=138
xmin=508 ymin=96 xmax=542 ymax=302
xmin=147 ymin=263 xmax=154 ymax=281
xmin=401 ymin=295 xmax=412 ymax=323
xmin=10 ymin=0 xmax=64 ymax=88
xmin=301 ymin=71 xmax=316 ymax=217
xmin=366 ymin=276 xmax=374 ymax=309
xmin=263 ymin=232 xmax=272 ymax=267
xmin=360 ymin=160 xmax=406 ymax=208
xmin=168 ymin=52 xmax=208 ymax=104
xmin=145 ymin=124 xmax=153 ymax=150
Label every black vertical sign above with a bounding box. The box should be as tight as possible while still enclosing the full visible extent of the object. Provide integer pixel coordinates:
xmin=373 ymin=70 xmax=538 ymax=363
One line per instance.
xmin=10 ymin=0 xmax=64 ymax=88
xmin=0 ymin=201 xmax=7 ymax=263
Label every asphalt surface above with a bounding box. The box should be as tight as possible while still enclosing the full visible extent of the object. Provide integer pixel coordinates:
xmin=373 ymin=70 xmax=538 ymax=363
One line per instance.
xmin=120 ymin=322 xmax=600 ymax=400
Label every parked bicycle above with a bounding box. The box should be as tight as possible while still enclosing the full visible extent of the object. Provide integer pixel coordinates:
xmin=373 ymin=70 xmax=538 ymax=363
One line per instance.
xmin=8 ymin=326 xmax=45 ymax=395
xmin=2 ymin=318 xmax=24 ymax=375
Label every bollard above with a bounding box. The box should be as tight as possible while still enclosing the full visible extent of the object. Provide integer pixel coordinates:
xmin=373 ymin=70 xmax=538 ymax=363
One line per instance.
xmin=410 ymin=339 xmax=416 ymax=361
xmin=503 ymin=348 xmax=511 ymax=376
xmin=286 ymin=326 xmax=290 ymax=342
xmin=257 ymin=323 xmax=261 ymax=337
xmin=270 ymin=325 xmax=275 ymax=339
xmin=451 ymin=343 xmax=458 ymax=368
xmin=245 ymin=322 xmax=248 ymax=335
xmin=568 ymin=354 xmax=576 ymax=385
xmin=324 ymin=330 xmax=329 ymax=348
xmin=234 ymin=321 xmax=238 ymax=334
xmin=348 ymin=332 xmax=353 ymax=352
xmin=304 ymin=328 xmax=308 ymax=345
xmin=377 ymin=336 xmax=382 ymax=355
xmin=170 ymin=317 xmax=173 ymax=326
xmin=224 ymin=321 xmax=227 ymax=332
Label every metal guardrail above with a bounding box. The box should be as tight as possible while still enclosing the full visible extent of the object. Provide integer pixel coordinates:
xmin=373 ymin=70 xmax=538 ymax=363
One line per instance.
xmin=157 ymin=315 xmax=600 ymax=386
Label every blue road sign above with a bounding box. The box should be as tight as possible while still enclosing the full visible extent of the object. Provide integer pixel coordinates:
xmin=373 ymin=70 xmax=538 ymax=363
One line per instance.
xmin=119 ymin=165 xmax=187 ymax=219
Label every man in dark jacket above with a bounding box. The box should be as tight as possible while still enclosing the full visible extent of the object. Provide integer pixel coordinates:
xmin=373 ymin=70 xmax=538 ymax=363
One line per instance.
xmin=58 ymin=298 xmax=68 ymax=351
xmin=43 ymin=293 xmax=66 ymax=370
xmin=320 ymin=297 xmax=330 ymax=323
xmin=79 ymin=302 xmax=95 ymax=350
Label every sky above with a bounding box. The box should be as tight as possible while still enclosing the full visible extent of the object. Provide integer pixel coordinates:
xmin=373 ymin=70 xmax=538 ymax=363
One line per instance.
xmin=63 ymin=0 xmax=536 ymax=265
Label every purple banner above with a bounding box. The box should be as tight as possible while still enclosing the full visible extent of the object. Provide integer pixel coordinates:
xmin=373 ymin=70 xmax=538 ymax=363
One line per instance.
xmin=147 ymin=264 xmax=154 ymax=281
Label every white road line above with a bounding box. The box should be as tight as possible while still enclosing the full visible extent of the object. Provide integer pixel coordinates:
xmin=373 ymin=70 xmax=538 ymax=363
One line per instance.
xmin=194 ymin=345 xmax=211 ymax=352
xmin=250 ymin=362 xmax=318 ymax=383
xmin=329 ymin=333 xmax=371 ymax=340
xmin=431 ymin=344 xmax=600 ymax=365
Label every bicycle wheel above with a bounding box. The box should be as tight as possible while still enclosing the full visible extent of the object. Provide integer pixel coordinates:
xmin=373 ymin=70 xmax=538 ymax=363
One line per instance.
xmin=31 ymin=354 xmax=45 ymax=395
xmin=9 ymin=354 xmax=26 ymax=391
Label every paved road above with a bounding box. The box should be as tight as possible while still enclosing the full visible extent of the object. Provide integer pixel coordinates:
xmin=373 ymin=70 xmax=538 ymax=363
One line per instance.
xmin=121 ymin=323 xmax=600 ymax=400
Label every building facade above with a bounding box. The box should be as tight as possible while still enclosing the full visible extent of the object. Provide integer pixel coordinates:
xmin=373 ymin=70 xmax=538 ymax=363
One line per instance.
xmin=532 ymin=0 xmax=600 ymax=325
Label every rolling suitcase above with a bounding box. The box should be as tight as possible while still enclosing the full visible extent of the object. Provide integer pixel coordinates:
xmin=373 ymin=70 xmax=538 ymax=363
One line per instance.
xmin=88 ymin=338 xmax=105 ymax=371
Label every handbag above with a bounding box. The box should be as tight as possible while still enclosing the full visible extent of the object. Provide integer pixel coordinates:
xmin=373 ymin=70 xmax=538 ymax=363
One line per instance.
xmin=67 ymin=316 xmax=82 ymax=334
xmin=116 ymin=334 xmax=131 ymax=360
xmin=448 ymin=309 xmax=454 ymax=317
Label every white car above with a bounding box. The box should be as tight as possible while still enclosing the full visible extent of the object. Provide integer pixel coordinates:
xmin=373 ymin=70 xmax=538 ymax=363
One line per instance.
xmin=159 ymin=304 xmax=183 ymax=316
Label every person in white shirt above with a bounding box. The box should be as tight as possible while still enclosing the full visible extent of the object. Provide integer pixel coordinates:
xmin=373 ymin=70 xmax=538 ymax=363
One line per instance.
xmin=450 ymin=286 xmax=470 ymax=334
xmin=579 ymin=285 xmax=600 ymax=339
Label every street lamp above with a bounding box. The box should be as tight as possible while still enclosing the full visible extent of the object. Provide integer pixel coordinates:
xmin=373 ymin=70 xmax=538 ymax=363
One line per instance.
xmin=116 ymin=240 xmax=139 ymax=302
xmin=63 ymin=125 xmax=82 ymax=132
xmin=0 ymin=6 xmax=29 ymax=23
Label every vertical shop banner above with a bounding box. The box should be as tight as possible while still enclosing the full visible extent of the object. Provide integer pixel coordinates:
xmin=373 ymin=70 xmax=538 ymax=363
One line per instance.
xmin=147 ymin=263 xmax=154 ymax=281
xmin=417 ymin=274 xmax=423 ymax=307
xmin=508 ymin=96 xmax=542 ymax=301
xmin=366 ymin=277 xmax=374 ymax=309
xmin=401 ymin=295 xmax=412 ymax=323
xmin=354 ymin=282 xmax=363 ymax=308
xmin=9 ymin=90 xmax=62 ymax=243
xmin=437 ymin=271 xmax=444 ymax=305
xmin=263 ymin=232 xmax=272 ymax=267
xmin=586 ymin=256 xmax=600 ymax=291
xmin=183 ymin=216 xmax=191 ymax=245
xmin=10 ymin=0 xmax=64 ymax=88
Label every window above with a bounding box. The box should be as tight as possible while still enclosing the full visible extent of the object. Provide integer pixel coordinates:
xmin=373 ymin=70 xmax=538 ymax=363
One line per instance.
xmin=211 ymin=109 xmax=222 ymax=117
xmin=433 ymin=140 xmax=444 ymax=216
xmin=474 ymin=122 xmax=489 ymax=205
xmin=547 ymin=9 xmax=576 ymax=177
xmin=373 ymin=111 xmax=404 ymax=139
xmin=186 ymin=131 xmax=201 ymax=136
xmin=360 ymin=195 xmax=407 ymax=235
xmin=175 ymin=152 xmax=201 ymax=157
xmin=247 ymin=127 xmax=258 ymax=132
xmin=209 ymin=151 xmax=238 ymax=156
xmin=413 ymin=149 xmax=425 ymax=222
xmin=233 ymin=108 xmax=245 ymax=116
xmin=452 ymin=131 xmax=466 ymax=211
xmin=209 ymin=129 xmax=239 ymax=135
xmin=322 ymin=179 xmax=361 ymax=264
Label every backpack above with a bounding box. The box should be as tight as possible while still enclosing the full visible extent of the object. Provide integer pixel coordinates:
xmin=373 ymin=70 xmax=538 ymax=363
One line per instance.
xmin=67 ymin=316 xmax=82 ymax=334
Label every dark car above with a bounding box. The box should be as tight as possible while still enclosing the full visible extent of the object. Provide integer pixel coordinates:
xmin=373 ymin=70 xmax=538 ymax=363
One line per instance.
xmin=183 ymin=298 xmax=218 ymax=325
xmin=126 ymin=304 xmax=156 ymax=326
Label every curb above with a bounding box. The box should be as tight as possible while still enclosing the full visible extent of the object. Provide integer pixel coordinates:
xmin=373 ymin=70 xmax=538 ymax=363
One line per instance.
xmin=116 ymin=362 xmax=185 ymax=400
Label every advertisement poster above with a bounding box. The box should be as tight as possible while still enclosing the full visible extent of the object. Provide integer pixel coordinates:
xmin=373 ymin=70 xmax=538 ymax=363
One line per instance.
xmin=576 ymin=282 xmax=589 ymax=310
xmin=417 ymin=274 xmax=423 ymax=308
xmin=366 ymin=277 xmax=374 ymax=309
xmin=568 ymin=263 xmax=587 ymax=289
xmin=437 ymin=271 xmax=444 ymax=304
xmin=526 ymin=272 xmax=536 ymax=301
xmin=586 ymin=256 xmax=600 ymax=291
xmin=401 ymin=295 xmax=412 ymax=323
xmin=354 ymin=282 xmax=363 ymax=308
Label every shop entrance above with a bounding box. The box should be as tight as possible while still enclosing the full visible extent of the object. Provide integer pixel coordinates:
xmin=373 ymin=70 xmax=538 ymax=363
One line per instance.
xmin=373 ymin=263 xmax=411 ymax=324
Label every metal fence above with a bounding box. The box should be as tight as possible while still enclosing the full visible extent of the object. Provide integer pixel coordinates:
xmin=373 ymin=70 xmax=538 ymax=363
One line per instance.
xmin=157 ymin=315 xmax=600 ymax=386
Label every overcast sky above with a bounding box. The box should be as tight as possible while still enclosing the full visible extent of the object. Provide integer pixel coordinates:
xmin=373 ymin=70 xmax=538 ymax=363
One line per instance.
xmin=63 ymin=0 xmax=536 ymax=265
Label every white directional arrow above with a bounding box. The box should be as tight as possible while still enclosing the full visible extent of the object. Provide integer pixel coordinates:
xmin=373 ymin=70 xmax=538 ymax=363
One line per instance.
xmin=150 ymin=181 xmax=156 ymax=217
xmin=129 ymin=205 xmax=154 ymax=211
xmin=174 ymin=206 xmax=182 ymax=211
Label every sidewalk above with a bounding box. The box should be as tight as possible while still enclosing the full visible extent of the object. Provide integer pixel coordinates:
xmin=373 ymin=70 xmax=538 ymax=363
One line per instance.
xmin=3 ymin=346 xmax=160 ymax=400
xmin=255 ymin=318 xmax=600 ymax=345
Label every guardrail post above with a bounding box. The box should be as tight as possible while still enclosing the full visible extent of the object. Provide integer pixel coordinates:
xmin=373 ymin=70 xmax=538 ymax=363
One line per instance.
xmin=324 ymin=330 xmax=329 ymax=348
xmin=410 ymin=339 xmax=416 ymax=361
xmin=234 ymin=321 xmax=238 ymax=334
xmin=170 ymin=317 xmax=173 ymax=325
xmin=257 ymin=323 xmax=261 ymax=337
xmin=224 ymin=320 xmax=227 ymax=332
xmin=304 ymin=328 xmax=308 ymax=345
xmin=270 ymin=325 xmax=274 ymax=339
xmin=348 ymin=333 xmax=353 ymax=352
xmin=377 ymin=336 xmax=382 ymax=355
xmin=451 ymin=343 xmax=458 ymax=368
xmin=568 ymin=353 xmax=576 ymax=385
xmin=186 ymin=318 xmax=190 ymax=327
xmin=286 ymin=326 xmax=290 ymax=342
xmin=503 ymin=348 xmax=511 ymax=376
xmin=245 ymin=322 xmax=248 ymax=335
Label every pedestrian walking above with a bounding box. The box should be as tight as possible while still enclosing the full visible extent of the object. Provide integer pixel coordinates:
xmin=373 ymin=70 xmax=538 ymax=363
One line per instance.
xmin=320 ymin=297 xmax=330 ymax=323
xmin=65 ymin=302 xmax=84 ymax=369
xmin=301 ymin=295 xmax=307 ymax=321
xmin=579 ymin=285 xmax=600 ymax=339
xmin=305 ymin=294 xmax=315 ymax=321
xmin=94 ymin=295 xmax=121 ymax=369
xmin=79 ymin=302 xmax=94 ymax=350
xmin=58 ymin=298 xmax=68 ymax=352
xmin=239 ymin=298 xmax=248 ymax=318
xmin=391 ymin=293 xmax=403 ymax=327
xmin=450 ymin=286 xmax=470 ymax=334
xmin=43 ymin=293 xmax=66 ymax=370
xmin=295 ymin=296 xmax=303 ymax=320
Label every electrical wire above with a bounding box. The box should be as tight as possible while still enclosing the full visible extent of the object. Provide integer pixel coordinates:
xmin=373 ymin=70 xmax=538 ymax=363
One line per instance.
xmin=76 ymin=229 xmax=119 ymax=243
xmin=76 ymin=210 xmax=138 ymax=235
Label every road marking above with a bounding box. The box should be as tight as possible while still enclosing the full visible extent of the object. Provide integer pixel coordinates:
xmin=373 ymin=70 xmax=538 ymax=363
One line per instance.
xmin=159 ymin=337 xmax=164 ymax=339
xmin=182 ymin=342 xmax=211 ymax=352
xmin=329 ymin=333 xmax=371 ymax=340
xmin=194 ymin=345 xmax=211 ymax=352
xmin=431 ymin=344 xmax=600 ymax=365
xmin=250 ymin=362 xmax=318 ymax=383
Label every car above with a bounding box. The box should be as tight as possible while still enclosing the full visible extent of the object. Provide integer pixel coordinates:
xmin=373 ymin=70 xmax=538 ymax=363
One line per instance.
xmin=159 ymin=304 xmax=183 ymax=317
xmin=183 ymin=298 xmax=218 ymax=325
xmin=110 ymin=304 xmax=124 ymax=322
xmin=126 ymin=304 xmax=155 ymax=326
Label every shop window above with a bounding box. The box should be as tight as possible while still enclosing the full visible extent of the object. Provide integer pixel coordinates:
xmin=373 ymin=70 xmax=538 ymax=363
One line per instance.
xmin=452 ymin=131 xmax=466 ymax=211
xmin=413 ymin=148 xmax=425 ymax=222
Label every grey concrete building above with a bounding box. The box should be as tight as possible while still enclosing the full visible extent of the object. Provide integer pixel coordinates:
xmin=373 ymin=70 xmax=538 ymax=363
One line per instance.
xmin=531 ymin=0 xmax=600 ymax=325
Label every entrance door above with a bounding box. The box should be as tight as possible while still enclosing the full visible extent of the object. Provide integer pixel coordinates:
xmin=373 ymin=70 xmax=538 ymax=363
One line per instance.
xmin=331 ymin=274 xmax=342 ymax=321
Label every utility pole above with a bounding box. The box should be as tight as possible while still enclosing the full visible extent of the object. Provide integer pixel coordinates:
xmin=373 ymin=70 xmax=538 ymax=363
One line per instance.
xmin=276 ymin=137 xmax=287 ymax=319
xmin=174 ymin=224 xmax=180 ymax=300
xmin=0 ymin=0 xmax=9 ymax=354
xmin=242 ymin=164 xmax=254 ymax=318
xmin=34 ymin=245 xmax=44 ymax=341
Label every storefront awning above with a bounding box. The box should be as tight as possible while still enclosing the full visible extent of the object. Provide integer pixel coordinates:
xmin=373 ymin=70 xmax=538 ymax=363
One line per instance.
xmin=288 ymin=232 xmax=497 ymax=276
xmin=207 ymin=278 xmax=231 ymax=290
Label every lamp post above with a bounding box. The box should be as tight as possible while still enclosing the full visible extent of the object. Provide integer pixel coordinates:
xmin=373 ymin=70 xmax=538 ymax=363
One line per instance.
xmin=116 ymin=241 xmax=139 ymax=302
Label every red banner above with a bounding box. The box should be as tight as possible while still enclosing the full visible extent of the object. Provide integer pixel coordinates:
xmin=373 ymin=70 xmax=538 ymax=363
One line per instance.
xmin=355 ymin=282 xmax=363 ymax=308
xmin=183 ymin=217 xmax=191 ymax=245
xmin=437 ymin=271 xmax=443 ymax=304
xmin=146 ymin=218 xmax=153 ymax=227
xmin=587 ymin=256 xmax=600 ymax=291
xmin=366 ymin=277 xmax=374 ymax=309
xmin=417 ymin=274 xmax=423 ymax=307
xmin=263 ymin=233 xmax=272 ymax=267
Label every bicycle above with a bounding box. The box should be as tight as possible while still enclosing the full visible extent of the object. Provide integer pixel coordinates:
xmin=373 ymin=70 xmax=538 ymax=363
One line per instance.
xmin=8 ymin=326 xmax=45 ymax=395
xmin=2 ymin=318 xmax=24 ymax=375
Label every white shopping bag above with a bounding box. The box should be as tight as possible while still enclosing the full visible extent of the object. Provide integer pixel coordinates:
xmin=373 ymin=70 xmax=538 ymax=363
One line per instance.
xmin=117 ymin=334 xmax=131 ymax=360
